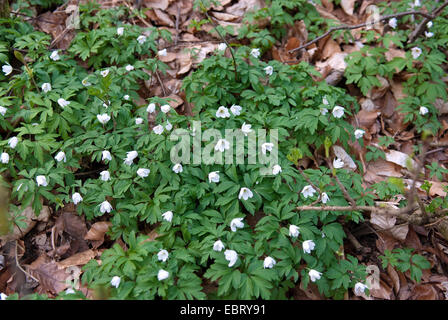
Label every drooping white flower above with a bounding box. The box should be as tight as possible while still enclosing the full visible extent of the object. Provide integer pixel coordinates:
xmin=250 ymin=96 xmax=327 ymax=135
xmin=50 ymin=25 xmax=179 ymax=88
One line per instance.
xmin=102 ymin=150 xmax=112 ymax=161
xmin=55 ymin=151 xmax=66 ymax=162
xmin=157 ymin=249 xmax=169 ymax=262
xmin=332 ymin=106 xmax=345 ymax=118
xmin=125 ymin=65 xmax=134 ymax=72
xmin=147 ymin=103 xmax=156 ymax=113
xmin=354 ymin=282 xmax=368 ymax=296
xmin=0 ymin=106 xmax=6 ymax=116
xmin=264 ymin=65 xmax=273 ymax=76
xmin=82 ymin=78 xmax=91 ymax=86
xmin=411 ymin=47 xmax=422 ymax=59
xmin=123 ymin=94 xmax=130 ymax=101
xmin=224 ymin=249 xmax=238 ymax=267
xmin=289 ymin=224 xmax=300 ymax=237
xmin=100 ymin=170 xmax=110 ymax=181
xmin=413 ymin=0 xmax=421 ymax=7
xmin=72 ymin=192 xmax=83 ymax=205
xmin=250 ymin=48 xmax=261 ymax=58
xmin=137 ymin=35 xmax=147 ymax=44
xmin=157 ymin=269 xmax=169 ymax=281
xmin=419 ymin=106 xmax=429 ymax=115
xmin=0 ymin=292 xmax=7 ymax=300
xmin=302 ymin=240 xmax=316 ymax=254
xmin=241 ymin=122 xmax=252 ymax=136
xmin=213 ymin=240 xmax=225 ymax=252
xmin=208 ymin=171 xmax=220 ymax=183
xmin=322 ymin=96 xmax=329 ymax=105
xmin=230 ymin=217 xmax=244 ymax=232
xmin=100 ymin=200 xmax=113 ymax=214
xmin=217 ymin=43 xmax=227 ymax=51
xmin=158 ymin=49 xmax=167 ymax=56
xmin=50 ymin=50 xmax=60 ymax=61
xmin=263 ymin=256 xmax=276 ymax=269
xmin=230 ymin=104 xmax=242 ymax=116
xmin=427 ymin=21 xmax=433 ymax=28
xmin=137 ymin=168 xmax=150 ymax=178
xmin=161 ymin=104 xmax=170 ymax=113
xmin=172 ymin=163 xmax=183 ymax=173
xmin=124 ymin=150 xmax=138 ymax=165
xmin=57 ymin=98 xmax=70 ymax=108
xmin=425 ymin=31 xmax=434 ymax=38
xmin=111 ymin=276 xmax=121 ymax=288
xmin=2 ymin=64 xmax=12 ymax=76
xmin=238 ymin=187 xmax=253 ymax=201
xmin=321 ymin=192 xmax=330 ymax=204
xmin=1 ymin=152 xmax=9 ymax=164
xmin=214 ymin=139 xmax=230 ymax=153
xmin=261 ymin=142 xmax=274 ymax=155
xmin=42 ymin=83 xmax=52 ymax=93
xmin=117 ymin=27 xmax=124 ymax=36
xmin=354 ymin=129 xmax=365 ymax=139
xmin=8 ymin=136 xmax=18 ymax=149
xmin=333 ymin=158 xmax=345 ymax=169
xmin=301 ymin=185 xmax=316 ymax=198
xmin=216 ymin=106 xmax=230 ymax=118
xmin=165 ymin=120 xmax=172 ymax=131
xmin=153 ymin=125 xmax=164 ymax=135
xmin=162 ymin=210 xmax=173 ymax=222
xmin=321 ymin=108 xmax=329 ymax=115
xmin=272 ymin=164 xmax=282 ymax=175
xmin=36 ymin=175 xmax=48 ymax=187
xmin=388 ymin=18 xmax=397 ymax=29
xmin=308 ymin=269 xmax=322 ymax=282
xmin=100 ymin=69 xmax=109 ymax=77
xmin=135 ymin=117 xmax=143 ymax=125
xmin=97 ymin=114 xmax=111 ymax=124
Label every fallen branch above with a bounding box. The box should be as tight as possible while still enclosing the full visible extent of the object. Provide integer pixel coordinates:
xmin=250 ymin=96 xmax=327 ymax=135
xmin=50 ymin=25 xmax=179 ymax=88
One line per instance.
xmin=408 ymin=0 xmax=448 ymax=42
xmin=288 ymin=10 xmax=436 ymax=54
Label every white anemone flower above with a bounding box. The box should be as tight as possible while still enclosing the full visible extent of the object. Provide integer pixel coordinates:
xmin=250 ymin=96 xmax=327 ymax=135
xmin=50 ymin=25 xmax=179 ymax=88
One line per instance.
xmin=72 ymin=193 xmax=83 ymax=205
xmin=224 ymin=249 xmax=238 ymax=267
xmin=309 ymin=269 xmax=322 ymax=282
xmin=230 ymin=104 xmax=242 ymax=116
xmin=289 ymin=225 xmax=300 ymax=237
xmin=263 ymin=256 xmax=276 ymax=269
xmin=214 ymin=139 xmax=230 ymax=153
xmin=238 ymin=187 xmax=253 ymax=201
xmin=230 ymin=217 xmax=244 ymax=232
xmin=301 ymin=185 xmax=316 ymax=198
xmin=302 ymin=240 xmax=316 ymax=254
xmin=162 ymin=210 xmax=173 ymax=222
xmin=216 ymin=106 xmax=230 ymax=118
xmin=208 ymin=171 xmax=220 ymax=183
xmin=100 ymin=201 xmax=113 ymax=214
xmin=172 ymin=163 xmax=183 ymax=173
xmin=213 ymin=240 xmax=225 ymax=252
xmin=157 ymin=249 xmax=169 ymax=262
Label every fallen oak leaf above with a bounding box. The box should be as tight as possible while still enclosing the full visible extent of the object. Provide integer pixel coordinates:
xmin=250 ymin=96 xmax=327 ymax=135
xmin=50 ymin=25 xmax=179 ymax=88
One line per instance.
xmin=56 ymin=249 xmax=97 ymax=269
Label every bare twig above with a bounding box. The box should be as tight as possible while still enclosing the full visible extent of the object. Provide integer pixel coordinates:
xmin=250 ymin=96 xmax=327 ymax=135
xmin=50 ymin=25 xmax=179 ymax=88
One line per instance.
xmin=15 ymin=240 xmax=39 ymax=283
xmin=326 ymin=158 xmax=356 ymax=207
xmin=154 ymin=69 xmax=167 ymax=97
xmin=409 ymin=0 xmax=448 ymax=42
xmin=289 ymin=10 xmax=435 ymax=54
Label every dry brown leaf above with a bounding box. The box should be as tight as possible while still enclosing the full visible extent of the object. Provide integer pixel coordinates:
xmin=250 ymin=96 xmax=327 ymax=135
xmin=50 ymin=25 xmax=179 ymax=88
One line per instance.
xmin=367 ymin=76 xmax=389 ymax=100
xmin=390 ymin=80 xmax=406 ymax=101
xmin=427 ymin=181 xmax=448 ymax=197
xmin=385 ymin=150 xmax=417 ymax=170
xmin=211 ymin=0 xmax=232 ymax=11
xmin=321 ymin=38 xmax=341 ymax=60
xmin=332 ymin=145 xmax=357 ymax=170
xmin=85 ymin=222 xmax=111 ymax=241
xmin=212 ymin=11 xmax=240 ymax=22
xmin=56 ymin=249 xmax=97 ymax=269
xmin=167 ymin=94 xmax=184 ymax=109
xmin=225 ymin=0 xmax=264 ymax=17
xmin=387 ymin=264 xmax=400 ymax=295
xmin=341 ymin=0 xmax=356 ymax=15
xmin=370 ymin=279 xmax=393 ymax=299
xmin=0 ymin=205 xmax=50 ymax=241
xmin=153 ymin=9 xmax=175 ymax=27
xmin=27 ymin=255 xmax=69 ymax=294
xmin=177 ymin=52 xmax=192 ymax=75
xmin=370 ymin=209 xmax=396 ymax=230
xmin=143 ymin=0 xmax=170 ymax=10
xmin=356 ymin=109 xmax=379 ymax=128
xmin=411 ymin=284 xmax=438 ymax=300
xmin=159 ymin=52 xmax=177 ymax=63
